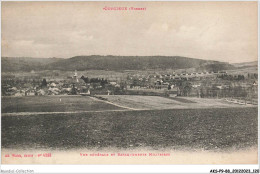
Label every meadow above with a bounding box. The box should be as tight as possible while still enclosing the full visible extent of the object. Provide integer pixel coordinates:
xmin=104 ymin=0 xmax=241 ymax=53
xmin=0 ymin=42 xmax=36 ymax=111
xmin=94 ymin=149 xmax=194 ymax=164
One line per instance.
xmin=2 ymin=96 xmax=123 ymax=113
xmin=98 ymin=95 xmax=251 ymax=110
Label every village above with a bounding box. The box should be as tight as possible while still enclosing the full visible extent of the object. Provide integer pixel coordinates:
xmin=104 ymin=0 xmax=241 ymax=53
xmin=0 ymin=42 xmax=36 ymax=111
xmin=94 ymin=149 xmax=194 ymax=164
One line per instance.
xmin=2 ymin=69 xmax=258 ymax=104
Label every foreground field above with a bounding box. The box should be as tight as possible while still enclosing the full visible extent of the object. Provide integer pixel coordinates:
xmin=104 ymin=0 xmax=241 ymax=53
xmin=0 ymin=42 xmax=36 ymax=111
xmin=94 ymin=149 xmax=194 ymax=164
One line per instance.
xmin=2 ymin=96 xmax=123 ymax=113
xmin=2 ymin=107 xmax=257 ymax=150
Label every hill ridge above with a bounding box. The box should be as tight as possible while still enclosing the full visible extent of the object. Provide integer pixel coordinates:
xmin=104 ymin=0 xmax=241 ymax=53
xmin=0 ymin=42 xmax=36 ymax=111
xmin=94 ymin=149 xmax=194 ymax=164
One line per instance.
xmin=2 ymin=55 xmax=234 ymax=72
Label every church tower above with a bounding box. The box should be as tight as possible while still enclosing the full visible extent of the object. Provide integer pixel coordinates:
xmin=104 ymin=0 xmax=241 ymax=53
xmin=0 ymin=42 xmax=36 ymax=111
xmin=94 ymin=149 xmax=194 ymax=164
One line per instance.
xmin=73 ymin=70 xmax=79 ymax=83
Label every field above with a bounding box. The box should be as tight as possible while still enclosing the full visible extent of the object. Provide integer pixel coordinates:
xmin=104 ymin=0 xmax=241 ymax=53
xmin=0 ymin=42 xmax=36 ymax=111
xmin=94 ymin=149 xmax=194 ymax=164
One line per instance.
xmin=2 ymin=95 xmax=250 ymax=114
xmin=2 ymin=96 xmax=124 ymax=113
xmin=98 ymin=95 xmax=253 ymax=110
xmin=2 ymin=107 xmax=257 ymax=151
xmin=1 ymin=95 xmax=258 ymax=153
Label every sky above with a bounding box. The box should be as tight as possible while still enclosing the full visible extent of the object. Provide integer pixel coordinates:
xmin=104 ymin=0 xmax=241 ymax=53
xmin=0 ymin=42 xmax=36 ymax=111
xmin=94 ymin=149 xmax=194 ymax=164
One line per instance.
xmin=2 ymin=1 xmax=258 ymax=63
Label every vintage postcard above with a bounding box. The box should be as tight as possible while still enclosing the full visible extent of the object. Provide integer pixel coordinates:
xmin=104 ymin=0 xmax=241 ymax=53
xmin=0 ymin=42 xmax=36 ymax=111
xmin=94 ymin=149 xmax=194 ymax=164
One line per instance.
xmin=1 ymin=1 xmax=258 ymax=168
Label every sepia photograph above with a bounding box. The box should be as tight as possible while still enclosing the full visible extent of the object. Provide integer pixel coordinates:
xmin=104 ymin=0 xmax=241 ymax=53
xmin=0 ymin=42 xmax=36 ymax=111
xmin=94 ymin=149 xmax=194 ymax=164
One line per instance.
xmin=1 ymin=1 xmax=258 ymax=167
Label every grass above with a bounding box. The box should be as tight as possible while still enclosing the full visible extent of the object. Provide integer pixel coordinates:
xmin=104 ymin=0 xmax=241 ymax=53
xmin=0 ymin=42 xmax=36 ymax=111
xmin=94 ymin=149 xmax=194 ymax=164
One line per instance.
xmin=2 ymin=107 xmax=257 ymax=151
xmin=167 ymin=97 xmax=196 ymax=103
xmin=1 ymin=96 xmax=123 ymax=113
xmin=99 ymin=95 xmax=251 ymax=110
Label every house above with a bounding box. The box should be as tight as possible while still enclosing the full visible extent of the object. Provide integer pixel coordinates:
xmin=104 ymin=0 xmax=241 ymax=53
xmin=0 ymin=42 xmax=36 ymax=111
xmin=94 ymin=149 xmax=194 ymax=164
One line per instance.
xmin=25 ymin=89 xmax=35 ymax=96
xmin=192 ymin=84 xmax=201 ymax=88
xmin=48 ymin=88 xmax=60 ymax=95
xmin=109 ymin=82 xmax=117 ymax=86
xmin=37 ymin=89 xmax=46 ymax=96
xmin=49 ymin=82 xmax=57 ymax=88
xmin=14 ymin=91 xmax=25 ymax=97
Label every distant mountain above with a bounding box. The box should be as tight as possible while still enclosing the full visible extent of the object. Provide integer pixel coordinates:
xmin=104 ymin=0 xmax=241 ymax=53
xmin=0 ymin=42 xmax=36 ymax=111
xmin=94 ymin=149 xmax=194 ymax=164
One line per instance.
xmin=1 ymin=57 xmax=60 ymax=72
xmin=46 ymin=55 xmax=234 ymax=71
xmin=232 ymin=61 xmax=258 ymax=68
xmin=1 ymin=55 xmax=234 ymax=72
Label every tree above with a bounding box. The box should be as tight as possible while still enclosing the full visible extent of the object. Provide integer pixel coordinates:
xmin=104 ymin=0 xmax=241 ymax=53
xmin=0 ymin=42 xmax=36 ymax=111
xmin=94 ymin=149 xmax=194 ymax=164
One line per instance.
xmin=71 ymin=84 xmax=77 ymax=95
xmin=80 ymin=76 xmax=89 ymax=83
xmin=177 ymin=80 xmax=192 ymax=96
xmin=183 ymin=84 xmax=192 ymax=96
xmin=41 ymin=79 xmax=47 ymax=88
